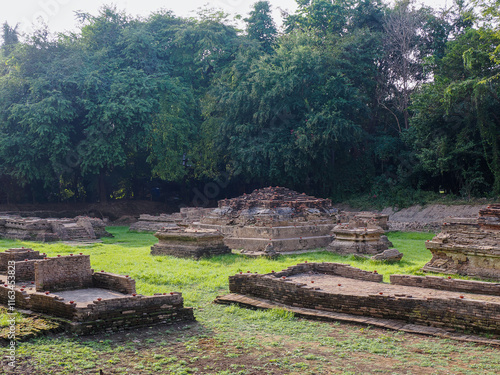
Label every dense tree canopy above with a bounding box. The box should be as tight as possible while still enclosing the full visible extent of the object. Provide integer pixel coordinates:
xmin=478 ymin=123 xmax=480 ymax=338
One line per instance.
xmin=0 ymin=0 xmax=498 ymax=204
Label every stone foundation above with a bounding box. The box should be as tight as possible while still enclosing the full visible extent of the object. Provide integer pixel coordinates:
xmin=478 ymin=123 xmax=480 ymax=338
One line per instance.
xmin=224 ymin=263 xmax=500 ymax=335
xmin=0 ymin=251 xmax=194 ymax=334
xmin=424 ymin=211 xmax=500 ymax=280
xmin=151 ymin=228 xmax=231 ymax=259
xmin=0 ymin=215 xmax=112 ymax=242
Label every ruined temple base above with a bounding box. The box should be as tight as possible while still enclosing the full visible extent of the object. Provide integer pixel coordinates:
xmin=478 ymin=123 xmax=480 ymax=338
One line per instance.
xmin=220 ymin=262 xmax=500 ymax=339
xmin=194 ymin=223 xmax=335 ymax=254
xmin=424 ymin=217 xmax=500 ymax=280
xmin=151 ymin=228 xmax=231 ymax=259
xmin=192 ymin=187 xmax=338 ymax=254
xmin=327 ymin=224 xmax=394 ymax=256
xmin=129 ymin=207 xmax=213 ymax=232
xmin=0 ymin=250 xmax=195 ymax=334
xmin=0 ymin=215 xmax=112 ymax=242
xmin=422 ymin=249 xmax=500 ymax=280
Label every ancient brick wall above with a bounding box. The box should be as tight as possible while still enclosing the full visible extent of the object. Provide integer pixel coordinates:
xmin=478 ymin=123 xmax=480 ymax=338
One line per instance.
xmin=35 ymin=255 xmax=93 ymax=292
xmin=0 ymin=286 xmax=31 ymax=310
xmin=390 ymin=275 xmax=500 ymax=296
xmin=13 ymin=259 xmax=38 ymax=281
xmin=72 ymin=295 xmax=195 ymax=334
xmin=92 ymin=272 xmax=136 ymax=294
xmin=29 ymin=292 xmax=77 ymax=319
xmin=0 ymin=248 xmax=44 ymax=271
xmin=70 ymin=293 xmax=194 ymax=334
xmin=229 ymin=273 xmax=499 ymax=335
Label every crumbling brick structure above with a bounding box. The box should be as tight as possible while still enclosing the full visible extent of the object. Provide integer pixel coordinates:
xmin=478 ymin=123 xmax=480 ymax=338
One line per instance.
xmin=151 ymin=227 xmax=231 ymax=259
xmin=129 ymin=207 xmax=213 ymax=232
xmin=0 ymin=215 xmax=112 ymax=242
xmin=193 ymin=187 xmax=338 ymax=255
xmin=424 ymin=205 xmax=500 ymax=280
xmin=0 ymin=251 xmax=194 ymax=334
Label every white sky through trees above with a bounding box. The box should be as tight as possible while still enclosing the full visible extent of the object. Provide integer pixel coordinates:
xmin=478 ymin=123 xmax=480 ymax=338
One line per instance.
xmin=2 ymin=0 xmax=451 ymax=37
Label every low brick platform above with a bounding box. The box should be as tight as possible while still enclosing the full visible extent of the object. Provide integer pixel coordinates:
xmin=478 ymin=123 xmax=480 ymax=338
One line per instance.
xmin=0 ymin=251 xmax=195 ymax=334
xmin=221 ymin=263 xmax=500 ymax=337
xmin=151 ymin=228 xmax=231 ymax=259
xmin=129 ymin=207 xmax=213 ymax=232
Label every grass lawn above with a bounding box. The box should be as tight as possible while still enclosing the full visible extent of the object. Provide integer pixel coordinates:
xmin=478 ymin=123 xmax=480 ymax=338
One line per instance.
xmin=1 ymin=228 xmax=499 ymax=374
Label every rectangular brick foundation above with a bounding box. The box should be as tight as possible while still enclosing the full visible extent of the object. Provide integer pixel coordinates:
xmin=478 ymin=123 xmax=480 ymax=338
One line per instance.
xmin=0 ymin=252 xmax=195 ymax=334
xmin=228 ymin=263 xmax=500 ymax=335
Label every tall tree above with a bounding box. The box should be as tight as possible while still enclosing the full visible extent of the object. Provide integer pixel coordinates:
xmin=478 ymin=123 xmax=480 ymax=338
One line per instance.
xmin=245 ymin=1 xmax=277 ymax=54
xmin=409 ymin=27 xmax=500 ymax=194
xmin=205 ymin=26 xmax=381 ymax=197
xmin=381 ymin=0 xmax=427 ymax=131
xmin=1 ymin=22 xmax=19 ymax=52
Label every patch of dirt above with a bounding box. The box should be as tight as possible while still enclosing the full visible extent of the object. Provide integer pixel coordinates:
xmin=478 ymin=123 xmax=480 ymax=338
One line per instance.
xmin=380 ymin=204 xmax=489 ymax=224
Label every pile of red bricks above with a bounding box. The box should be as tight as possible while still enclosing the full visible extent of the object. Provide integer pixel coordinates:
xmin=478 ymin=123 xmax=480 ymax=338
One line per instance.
xmin=478 ymin=204 xmax=500 ymax=230
xmin=218 ymin=186 xmax=335 ymax=211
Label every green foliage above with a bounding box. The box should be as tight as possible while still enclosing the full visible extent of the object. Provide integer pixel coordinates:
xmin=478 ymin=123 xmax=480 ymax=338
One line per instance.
xmin=0 ymin=0 xmax=499 ymax=203
xmin=207 ymin=26 xmax=382 ymax=197
xmin=245 ymin=1 xmax=278 ymax=54
xmin=409 ymin=27 xmax=500 ymax=195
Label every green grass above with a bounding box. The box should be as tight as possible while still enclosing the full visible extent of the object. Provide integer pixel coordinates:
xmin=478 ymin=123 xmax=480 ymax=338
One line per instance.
xmin=0 ymin=228 xmax=435 ymax=301
xmin=1 ymin=228 xmax=499 ymax=375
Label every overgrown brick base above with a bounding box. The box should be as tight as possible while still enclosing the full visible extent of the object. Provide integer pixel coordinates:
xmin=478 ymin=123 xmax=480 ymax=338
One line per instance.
xmin=226 ymin=262 xmax=500 ymax=336
xmin=0 ymin=250 xmax=195 ymax=334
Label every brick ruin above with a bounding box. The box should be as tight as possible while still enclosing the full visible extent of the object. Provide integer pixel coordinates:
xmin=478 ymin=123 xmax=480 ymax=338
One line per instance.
xmin=218 ymin=262 xmax=500 ymax=338
xmin=326 ymin=214 xmax=402 ymax=260
xmin=151 ymin=227 xmax=231 ymax=259
xmin=129 ymin=207 xmax=213 ymax=232
xmin=0 ymin=215 xmax=112 ymax=242
xmin=194 ymin=187 xmax=338 ymax=255
xmin=0 ymin=249 xmax=194 ymax=334
xmin=327 ymin=220 xmax=394 ymax=255
xmin=423 ymin=205 xmax=500 ymax=280
xmin=143 ymin=188 xmax=398 ymax=257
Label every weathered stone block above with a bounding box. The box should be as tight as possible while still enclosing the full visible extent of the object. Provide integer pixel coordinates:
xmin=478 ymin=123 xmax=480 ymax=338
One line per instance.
xmin=151 ymin=228 xmax=231 ymax=259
